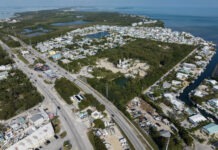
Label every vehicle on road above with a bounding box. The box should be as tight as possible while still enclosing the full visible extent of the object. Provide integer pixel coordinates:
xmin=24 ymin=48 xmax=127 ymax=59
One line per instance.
xmin=45 ymin=140 xmax=51 ymax=145
xmin=54 ymin=135 xmax=59 ymax=139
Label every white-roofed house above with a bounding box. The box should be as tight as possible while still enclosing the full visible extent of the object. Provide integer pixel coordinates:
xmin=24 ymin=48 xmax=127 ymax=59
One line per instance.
xmin=176 ymin=72 xmax=188 ymax=81
xmin=213 ymin=85 xmax=218 ymax=92
xmin=208 ymin=99 xmax=218 ymax=108
xmin=189 ymin=114 xmax=207 ymax=125
xmin=0 ymin=71 xmax=8 ymax=80
xmin=206 ymin=79 xmax=217 ymax=85
xmin=163 ymin=93 xmax=184 ymax=111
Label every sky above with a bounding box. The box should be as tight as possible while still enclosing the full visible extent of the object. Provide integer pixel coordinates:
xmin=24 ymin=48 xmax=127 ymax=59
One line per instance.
xmin=1 ymin=0 xmax=218 ymax=8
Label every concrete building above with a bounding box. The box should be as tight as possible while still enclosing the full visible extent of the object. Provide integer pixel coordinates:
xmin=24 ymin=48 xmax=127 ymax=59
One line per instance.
xmin=7 ymin=123 xmax=54 ymax=150
xmin=30 ymin=114 xmax=44 ymax=127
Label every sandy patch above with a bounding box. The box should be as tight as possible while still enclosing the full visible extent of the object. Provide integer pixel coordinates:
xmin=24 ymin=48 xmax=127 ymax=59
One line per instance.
xmin=96 ymin=58 xmax=149 ymax=78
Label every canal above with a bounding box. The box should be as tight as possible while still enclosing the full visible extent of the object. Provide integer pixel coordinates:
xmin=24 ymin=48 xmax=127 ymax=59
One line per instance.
xmin=177 ymin=46 xmax=218 ymax=122
xmin=152 ymin=14 xmax=218 ymax=122
xmin=178 ymin=47 xmax=218 ymax=106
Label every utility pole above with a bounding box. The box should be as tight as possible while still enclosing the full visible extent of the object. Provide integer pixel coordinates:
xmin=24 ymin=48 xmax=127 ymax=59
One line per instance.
xmin=106 ymin=82 xmax=108 ymax=98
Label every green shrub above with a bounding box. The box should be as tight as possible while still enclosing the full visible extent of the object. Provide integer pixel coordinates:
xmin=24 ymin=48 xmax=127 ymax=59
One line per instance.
xmin=60 ymin=131 xmax=67 ymax=138
xmin=93 ymin=119 xmax=105 ymax=129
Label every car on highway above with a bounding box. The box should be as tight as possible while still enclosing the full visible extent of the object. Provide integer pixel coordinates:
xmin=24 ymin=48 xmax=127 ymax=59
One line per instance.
xmin=45 ymin=140 xmax=51 ymax=145
xmin=54 ymin=135 xmax=59 ymax=139
xmin=155 ymin=123 xmax=161 ymax=127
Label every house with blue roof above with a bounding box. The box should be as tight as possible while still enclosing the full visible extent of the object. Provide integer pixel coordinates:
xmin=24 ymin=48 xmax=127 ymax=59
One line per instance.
xmin=202 ymin=123 xmax=218 ymax=135
xmin=51 ymin=53 xmax=62 ymax=61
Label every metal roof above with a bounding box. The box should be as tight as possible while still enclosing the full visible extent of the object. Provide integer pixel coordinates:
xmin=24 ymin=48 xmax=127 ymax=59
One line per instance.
xmin=203 ymin=123 xmax=218 ymax=134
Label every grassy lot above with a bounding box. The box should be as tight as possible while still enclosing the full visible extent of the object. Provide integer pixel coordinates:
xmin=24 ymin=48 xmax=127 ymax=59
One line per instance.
xmin=17 ymin=53 xmax=29 ymax=64
xmin=54 ymin=77 xmax=80 ymax=104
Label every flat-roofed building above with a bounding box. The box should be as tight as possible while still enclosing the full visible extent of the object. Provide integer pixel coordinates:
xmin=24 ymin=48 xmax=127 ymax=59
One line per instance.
xmin=202 ymin=123 xmax=218 ymax=135
xmin=189 ymin=114 xmax=207 ymax=124
xmin=7 ymin=123 xmax=54 ymax=150
xmin=30 ymin=114 xmax=44 ymax=127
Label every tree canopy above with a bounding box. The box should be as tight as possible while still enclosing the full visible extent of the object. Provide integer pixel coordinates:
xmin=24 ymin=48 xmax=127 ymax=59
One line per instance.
xmin=0 ymin=69 xmax=42 ymax=119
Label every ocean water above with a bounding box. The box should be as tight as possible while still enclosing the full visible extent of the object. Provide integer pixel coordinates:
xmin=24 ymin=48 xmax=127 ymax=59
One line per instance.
xmin=113 ymin=7 xmax=218 ymax=45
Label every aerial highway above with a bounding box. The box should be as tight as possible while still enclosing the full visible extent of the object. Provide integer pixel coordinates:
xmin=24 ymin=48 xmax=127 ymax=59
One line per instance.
xmin=0 ymin=40 xmax=92 ymax=150
xmin=11 ymin=36 xmax=154 ymax=150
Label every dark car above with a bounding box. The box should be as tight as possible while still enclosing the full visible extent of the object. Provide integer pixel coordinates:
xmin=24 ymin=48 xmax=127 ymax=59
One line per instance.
xmin=57 ymin=106 xmax=61 ymax=110
xmin=45 ymin=140 xmax=50 ymax=145
xmin=54 ymin=135 xmax=59 ymax=139
xmin=155 ymin=123 xmax=161 ymax=127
